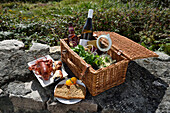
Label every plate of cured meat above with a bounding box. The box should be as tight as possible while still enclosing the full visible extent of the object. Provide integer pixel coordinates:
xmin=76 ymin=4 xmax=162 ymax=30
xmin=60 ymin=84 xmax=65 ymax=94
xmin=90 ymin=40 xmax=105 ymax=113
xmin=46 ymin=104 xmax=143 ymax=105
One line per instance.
xmin=28 ymin=55 xmax=68 ymax=87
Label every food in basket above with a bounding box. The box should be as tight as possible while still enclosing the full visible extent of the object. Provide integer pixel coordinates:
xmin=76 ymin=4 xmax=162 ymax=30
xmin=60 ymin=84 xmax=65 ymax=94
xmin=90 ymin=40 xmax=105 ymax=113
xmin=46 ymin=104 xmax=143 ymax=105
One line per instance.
xmin=28 ymin=56 xmax=53 ymax=81
xmin=54 ymin=84 xmax=86 ymax=99
xmin=65 ymin=77 xmax=77 ymax=86
xmin=71 ymin=45 xmax=115 ymax=70
xmin=99 ymin=54 xmax=116 ymax=68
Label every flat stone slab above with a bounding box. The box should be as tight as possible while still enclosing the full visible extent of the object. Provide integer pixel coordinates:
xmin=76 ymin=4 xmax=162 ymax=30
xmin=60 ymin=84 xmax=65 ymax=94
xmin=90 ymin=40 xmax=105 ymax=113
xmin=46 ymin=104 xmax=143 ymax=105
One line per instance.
xmin=135 ymin=53 xmax=170 ymax=84
xmin=30 ymin=42 xmax=50 ymax=51
xmin=154 ymin=51 xmax=170 ymax=61
xmin=4 ymin=80 xmax=48 ymax=111
xmin=50 ymin=46 xmax=61 ymax=53
xmin=0 ymin=40 xmax=24 ymax=50
xmin=47 ymin=100 xmax=97 ymax=113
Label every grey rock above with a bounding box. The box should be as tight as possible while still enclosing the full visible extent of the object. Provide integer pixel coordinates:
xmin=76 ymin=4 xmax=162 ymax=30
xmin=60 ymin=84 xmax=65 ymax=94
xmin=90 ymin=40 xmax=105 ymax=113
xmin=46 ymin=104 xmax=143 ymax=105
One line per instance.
xmin=9 ymin=95 xmax=45 ymax=110
xmin=50 ymin=46 xmax=60 ymax=53
xmin=47 ymin=100 xmax=97 ymax=113
xmin=0 ymin=40 xmax=24 ymax=50
xmin=29 ymin=42 xmax=50 ymax=51
xmin=152 ymin=80 xmax=167 ymax=89
xmin=49 ymin=46 xmax=61 ymax=60
xmin=0 ymin=50 xmax=29 ymax=86
xmin=134 ymin=53 xmax=170 ymax=84
xmin=0 ymin=89 xmax=2 ymax=94
xmin=156 ymin=86 xmax=170 ymax=113
xmin=7 ymin=80 xmax=49 ymax=111
xmin=23 ymin=80 xmax=49 ymax=102
xmin=6 ymin=82 xmax=31 ymax=96
xmin=0 ymin=41 xmax=52 ymax=87
xmin=101 ymin=108 xmax=120 ymax=113
xmin=0 ymin=95 xmax=14 ymax=113
xmin=154 ymin=51 xmax=170 ymax=61
xmin=0 ymin=80 xmax=50 ymax=113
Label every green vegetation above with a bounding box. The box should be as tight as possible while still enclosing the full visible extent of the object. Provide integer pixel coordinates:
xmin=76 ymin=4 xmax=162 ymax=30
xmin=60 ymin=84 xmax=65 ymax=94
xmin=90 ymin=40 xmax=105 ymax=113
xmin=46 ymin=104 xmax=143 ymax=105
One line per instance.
xmin=71 ymin=45 xmax=113 ymax=70
xmin=0 ymin=0 xmax=169 ymax=55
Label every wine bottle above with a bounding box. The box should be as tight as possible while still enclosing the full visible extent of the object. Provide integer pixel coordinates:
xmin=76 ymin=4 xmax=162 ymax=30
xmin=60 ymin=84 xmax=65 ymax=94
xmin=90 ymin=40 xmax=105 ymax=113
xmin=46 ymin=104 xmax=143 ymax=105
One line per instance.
xmin=81 ymin=9 xmax=94 ymax=40
xmin=68 ymin=23 xmax=78 ymax=47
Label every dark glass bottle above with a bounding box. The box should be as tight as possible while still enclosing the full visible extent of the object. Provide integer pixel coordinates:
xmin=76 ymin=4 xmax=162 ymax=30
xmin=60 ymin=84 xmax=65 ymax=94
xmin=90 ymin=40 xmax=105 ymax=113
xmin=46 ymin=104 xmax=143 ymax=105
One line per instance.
xmin=68 ymin=23 xmax=78 ymax=47
xmin=81 ymin=9 xmax=95 ymax=40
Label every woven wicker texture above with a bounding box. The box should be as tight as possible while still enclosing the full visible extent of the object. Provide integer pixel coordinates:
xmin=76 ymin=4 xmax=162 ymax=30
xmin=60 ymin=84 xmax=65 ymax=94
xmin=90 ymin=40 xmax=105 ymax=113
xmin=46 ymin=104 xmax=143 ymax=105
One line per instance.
xmin=60 ymin=38 xmax=129 ymax=96
xmin=94 ymin=31 xmax=158 ymax=60
xmin=60 ymin=31 xmax=158 ymax=96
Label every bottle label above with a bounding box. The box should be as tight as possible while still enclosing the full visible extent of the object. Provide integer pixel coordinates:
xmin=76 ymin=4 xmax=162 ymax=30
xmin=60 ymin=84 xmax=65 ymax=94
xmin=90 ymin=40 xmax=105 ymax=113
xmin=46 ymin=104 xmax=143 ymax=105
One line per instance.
xmin=81 ymin=30 xmax=93 ymax=40
xmin=69 ymin=34 xmax=76 ymax=39
xmin=82 ymin=30 xmax=92 ymax=34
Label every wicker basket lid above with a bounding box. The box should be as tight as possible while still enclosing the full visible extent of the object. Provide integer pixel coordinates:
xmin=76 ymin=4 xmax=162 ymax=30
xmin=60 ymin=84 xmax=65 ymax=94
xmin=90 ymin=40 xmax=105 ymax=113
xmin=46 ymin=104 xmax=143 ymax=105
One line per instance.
xmin=94 ymin=31 xmax=158 ymax=60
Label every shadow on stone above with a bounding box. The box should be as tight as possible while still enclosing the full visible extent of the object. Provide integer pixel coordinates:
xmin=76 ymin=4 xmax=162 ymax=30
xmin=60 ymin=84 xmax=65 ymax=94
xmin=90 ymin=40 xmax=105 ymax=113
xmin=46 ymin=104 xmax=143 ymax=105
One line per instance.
xmin=94 ymin=61 xmax=168 ymax=113
xmin=31 ymin=80 xmax=49 ymax=103
xmin=62 ymin=61 xmax=168 ymax=113
xmin=0 ymin=95 xmax=14 ymax=113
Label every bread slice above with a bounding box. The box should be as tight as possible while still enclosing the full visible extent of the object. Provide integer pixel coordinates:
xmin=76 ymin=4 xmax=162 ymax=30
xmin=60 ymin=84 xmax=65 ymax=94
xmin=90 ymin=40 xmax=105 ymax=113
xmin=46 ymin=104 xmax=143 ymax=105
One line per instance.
xmin=69 ymin=84 xmax=86 ymax=99
xmin=54 ymin=84 xmax=86 ymax=100
xmin=54 ymin=84 xmax=70 ymax=99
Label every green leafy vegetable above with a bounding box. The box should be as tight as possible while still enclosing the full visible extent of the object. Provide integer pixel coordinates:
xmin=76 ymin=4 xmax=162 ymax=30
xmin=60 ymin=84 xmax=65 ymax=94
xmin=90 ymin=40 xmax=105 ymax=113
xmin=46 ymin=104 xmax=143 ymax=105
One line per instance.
xmin=71 ymin=45 xmax=114 ymax=70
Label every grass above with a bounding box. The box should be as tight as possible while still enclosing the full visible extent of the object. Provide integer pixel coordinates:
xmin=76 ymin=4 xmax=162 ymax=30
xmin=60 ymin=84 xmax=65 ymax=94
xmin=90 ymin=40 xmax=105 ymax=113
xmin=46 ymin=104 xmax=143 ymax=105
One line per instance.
xmin=0 ymin=0 xmax=169 ymax=55
xmin=0 ymin=0 xmax=146 ymax=22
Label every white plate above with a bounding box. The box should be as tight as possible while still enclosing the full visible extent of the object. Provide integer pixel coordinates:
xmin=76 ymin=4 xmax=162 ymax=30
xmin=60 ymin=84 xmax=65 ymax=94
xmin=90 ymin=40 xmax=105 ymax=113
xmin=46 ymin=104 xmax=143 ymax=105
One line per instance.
xmin=54 ymin=79 xmax=86 ymax=104
xmin=27 ymin=55 xmax=68 ymax=87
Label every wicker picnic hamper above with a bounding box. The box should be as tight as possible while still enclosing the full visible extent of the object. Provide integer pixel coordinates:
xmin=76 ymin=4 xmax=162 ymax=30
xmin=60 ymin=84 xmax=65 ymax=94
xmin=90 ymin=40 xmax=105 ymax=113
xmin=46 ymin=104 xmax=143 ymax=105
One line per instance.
xmin=60 ymin=31 xmax=158 ymax=96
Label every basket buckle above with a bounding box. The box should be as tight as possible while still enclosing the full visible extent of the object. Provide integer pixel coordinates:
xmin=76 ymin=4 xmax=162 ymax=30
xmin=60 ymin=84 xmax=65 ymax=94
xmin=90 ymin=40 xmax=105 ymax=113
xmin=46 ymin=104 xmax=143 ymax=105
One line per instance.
xmin=80 ymin=64 xmax=90 ymax=80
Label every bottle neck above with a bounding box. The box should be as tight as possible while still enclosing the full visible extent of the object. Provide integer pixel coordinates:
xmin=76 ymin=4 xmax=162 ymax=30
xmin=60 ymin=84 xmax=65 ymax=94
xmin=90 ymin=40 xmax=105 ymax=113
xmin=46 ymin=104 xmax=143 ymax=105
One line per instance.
xmin=87 ymin=18 xmax=92 ymax=21
xmin=68 ymin=25 xmax=76 ymax=39
xmin=69 ymin=26 xmax=74 ymax=32
xmin=69 ymin=25 xmax=75 ymax=34
xmin=87 ymin=18 xmax=92 ymax=23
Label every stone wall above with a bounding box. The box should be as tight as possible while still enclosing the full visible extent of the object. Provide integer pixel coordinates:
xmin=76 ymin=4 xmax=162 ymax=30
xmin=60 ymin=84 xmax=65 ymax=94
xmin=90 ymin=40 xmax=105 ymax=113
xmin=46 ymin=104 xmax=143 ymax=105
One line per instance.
xmin=0 ymin=40 xmax=169 ymax=113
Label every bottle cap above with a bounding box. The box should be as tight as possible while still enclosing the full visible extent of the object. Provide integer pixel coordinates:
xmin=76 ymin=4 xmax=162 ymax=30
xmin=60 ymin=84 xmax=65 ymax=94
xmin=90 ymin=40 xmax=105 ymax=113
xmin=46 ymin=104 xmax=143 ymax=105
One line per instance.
xmin=69 ymin=23 xmax=73 ymax=26
xmin=88 ymin=9 xmax=93 ymax=18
